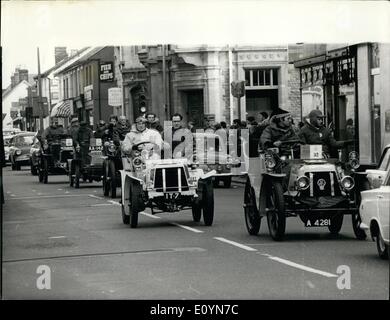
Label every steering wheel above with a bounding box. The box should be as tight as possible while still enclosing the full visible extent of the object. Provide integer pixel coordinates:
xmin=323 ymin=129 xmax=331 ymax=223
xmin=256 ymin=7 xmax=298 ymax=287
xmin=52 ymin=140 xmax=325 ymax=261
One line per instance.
xmin=132 ymin=141 xmax=159 ymax=151
xmin=279 ymin=139 xmax=303 ymax=145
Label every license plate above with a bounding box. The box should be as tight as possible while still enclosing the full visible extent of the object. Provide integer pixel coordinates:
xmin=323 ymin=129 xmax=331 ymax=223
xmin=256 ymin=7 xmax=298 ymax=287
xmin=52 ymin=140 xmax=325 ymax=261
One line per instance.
xmin=89 ymin=146 xmax=103 ymax=151
xmin=305 ymin=218 xmax=331 ymax=227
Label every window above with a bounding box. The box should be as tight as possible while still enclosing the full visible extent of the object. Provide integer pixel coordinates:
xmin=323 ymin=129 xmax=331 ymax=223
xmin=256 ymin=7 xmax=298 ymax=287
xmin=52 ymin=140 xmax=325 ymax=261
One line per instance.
xmin=244 ymin=68 xmax=279 ymax=88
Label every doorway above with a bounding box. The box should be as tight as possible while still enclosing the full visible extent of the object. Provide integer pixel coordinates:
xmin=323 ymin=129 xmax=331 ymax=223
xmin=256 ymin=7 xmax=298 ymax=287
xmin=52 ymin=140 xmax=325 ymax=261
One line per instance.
xmin=184 ymin=89 xmax=204 ymax=128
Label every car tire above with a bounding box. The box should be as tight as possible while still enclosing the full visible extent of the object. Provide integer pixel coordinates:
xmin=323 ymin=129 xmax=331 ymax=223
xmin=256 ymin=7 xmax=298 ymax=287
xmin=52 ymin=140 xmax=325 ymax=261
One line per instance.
xmin=74 ymin=163 xmax=80 ymax=189
xmin=244 ymin=180 xmax=261 ymax=235
xmin=376 ymin=231 xmax=389 ymax=260
xmin=223 ymin=176 xmax=232 ymax=188
xmin=266 ymin=180 xmax=286 ymax=241
xmin=202 ymin=179 xmax=214 ymax=226
xmin=129 ymin=182 xmax=142 ymax=228
xmin=109 ymin=160 xmax=117 ymax=198
xmin=43 ymin=158 xmax=49 ymax=184
xmin=328 ymin=213 xmax=343 ymax=235
xmin=352 ymin=179 xmax=369 ymax=240
xmin=121 ymin=205 xmax=130 ymax=225
xmin=192 ymin=196 xmax=202 ymax=222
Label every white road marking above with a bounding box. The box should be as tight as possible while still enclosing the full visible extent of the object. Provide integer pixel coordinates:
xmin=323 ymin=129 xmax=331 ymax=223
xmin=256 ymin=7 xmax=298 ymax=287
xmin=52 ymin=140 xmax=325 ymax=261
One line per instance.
xmin=214 ymin=237 xmax=257 ymax=251
xmin=10 ymin=194 xmax=16 ymax=197
xmin=107 ymin=200 xmax=121 ymax=206
xmin=171 ymin=222 xmax=204 ymax=233
xmin=260 ymin=254 xmax=338 ymax=278
xmin=89 ymin=194 xmax=104 ymax=200
xmin=57 ymin=188 xmax=63 ymax=191
xmin=6 ymin=194 xmax=86 ymax=200
xmin=6 ymin=191 xmax=11 ymax=194
xmin=141 ymin=212 xmax=161 ymax=219
xmin=91 ymin=203 xmax=113 ymax=207
xmin=48 ymin=236 xmax=66 ymax=239
xmin=37 ymin=193 xmax=42 ymax=196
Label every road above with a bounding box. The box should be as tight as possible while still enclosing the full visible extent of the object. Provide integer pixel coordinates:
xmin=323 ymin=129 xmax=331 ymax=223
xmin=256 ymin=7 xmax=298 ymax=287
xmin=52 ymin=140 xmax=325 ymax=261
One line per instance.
xmin=2 ymin=166 xmax=389 ymax=300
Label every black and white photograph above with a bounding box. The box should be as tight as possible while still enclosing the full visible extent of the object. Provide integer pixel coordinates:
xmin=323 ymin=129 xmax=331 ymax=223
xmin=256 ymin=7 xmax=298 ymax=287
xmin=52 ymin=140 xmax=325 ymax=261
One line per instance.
xmin=1 ymin=0 xmax=389 ymax=310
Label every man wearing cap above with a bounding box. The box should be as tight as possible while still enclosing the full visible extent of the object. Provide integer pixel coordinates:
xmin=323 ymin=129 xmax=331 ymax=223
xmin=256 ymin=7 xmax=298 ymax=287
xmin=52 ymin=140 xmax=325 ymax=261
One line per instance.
xmin=122 ymin=116 xmax=165 ymax=159
xmin=42 ymin=117 xmax=66 ymax=143
xmin=146 ymin=112 xmax=164 ymax=133
xmin=260 ymin=109 xmax=301 ymax=155
xmin=68 ymin=118 xmax=80 ymax=143
xmin=298 ymin=109 xmax=352 ymax=154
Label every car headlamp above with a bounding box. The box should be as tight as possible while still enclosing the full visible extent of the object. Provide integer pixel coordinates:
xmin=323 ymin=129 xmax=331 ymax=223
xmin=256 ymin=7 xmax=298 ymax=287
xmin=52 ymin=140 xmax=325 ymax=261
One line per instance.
xmin=296 ymin=176 xmax=310 ymax=190
xmin=341 ymin=176 xmax=355 ymax=191
xmin=15 ymin=149 xmax=22 ymax=156
xmin=108 ymin=143 xmax=116 ymax=153
xmin=265 ymin=156 xmax=276 ymax=171
xmin=133 ymin=157 xmax=143 ymax=167
xmin=348 ymin=152 xmax=360 ymax=169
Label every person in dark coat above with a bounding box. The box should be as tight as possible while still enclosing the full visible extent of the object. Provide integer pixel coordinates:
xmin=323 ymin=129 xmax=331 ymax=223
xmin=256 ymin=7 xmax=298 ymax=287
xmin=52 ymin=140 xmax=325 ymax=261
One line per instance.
xmin=298 ymin=109 xmax=353 ymax=155
xmin=68 ymin=118 xmax=80 ymax=143
xmin=94 ymin=120 xmax=106 ymax=139
xmin=146 ymin=113 xmax=164 ymax=133
xmin=260 ymin=109 xmax=301 ymax=156
xmin=75 ymin=121 xmax=94 ymax=166
xmin=113 ymin=115 xmax=131 ymax=144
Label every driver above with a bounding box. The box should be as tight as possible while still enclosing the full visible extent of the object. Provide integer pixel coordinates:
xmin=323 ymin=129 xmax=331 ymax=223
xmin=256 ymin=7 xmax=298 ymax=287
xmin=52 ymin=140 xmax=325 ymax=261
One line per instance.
xmin=42 ymin=117 xmax=66 ymax=143
xmin=260 ymin=109 xmax=302 ymax=156
xmin=298 ymin=109 xmax=353 ymax=155
xmin=122 ymin=116 xmax=165 ymax=159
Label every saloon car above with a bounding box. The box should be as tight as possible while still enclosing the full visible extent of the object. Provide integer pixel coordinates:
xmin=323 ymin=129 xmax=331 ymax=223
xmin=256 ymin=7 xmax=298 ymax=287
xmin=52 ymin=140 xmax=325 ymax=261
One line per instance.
xmin=359 ymin=168 xmax=390 ymax=259
xmin=8 ymin=132 xmax=36 ymax=170
xmin=120 ymin=141 xmax=215 ymax=228
xmin=365 ymin=144 xmax=390 ymax=189
xmin=244 ymin=142 xmax=368 ymax=241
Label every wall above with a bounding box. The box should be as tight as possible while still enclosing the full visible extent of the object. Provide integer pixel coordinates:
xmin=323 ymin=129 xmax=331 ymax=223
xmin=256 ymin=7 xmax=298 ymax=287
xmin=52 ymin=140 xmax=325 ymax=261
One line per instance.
xmin=2 ymin=81 xmax=30 ymax=128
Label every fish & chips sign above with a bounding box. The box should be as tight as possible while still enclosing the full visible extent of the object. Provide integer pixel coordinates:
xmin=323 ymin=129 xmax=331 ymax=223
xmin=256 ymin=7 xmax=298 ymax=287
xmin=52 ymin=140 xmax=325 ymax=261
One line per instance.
xmin=99 ymin=62 xmax=114 ymax=82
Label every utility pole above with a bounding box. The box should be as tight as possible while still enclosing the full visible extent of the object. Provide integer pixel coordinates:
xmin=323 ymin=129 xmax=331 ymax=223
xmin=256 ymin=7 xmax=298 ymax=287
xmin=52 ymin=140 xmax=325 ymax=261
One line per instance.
xmin=37 ymin=47 xmax=44 ymax=131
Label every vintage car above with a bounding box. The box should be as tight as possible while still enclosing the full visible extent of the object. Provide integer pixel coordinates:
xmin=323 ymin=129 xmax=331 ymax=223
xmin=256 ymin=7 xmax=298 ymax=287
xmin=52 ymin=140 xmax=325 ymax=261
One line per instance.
xmin=365 ymin=144 xmax=390 ymax=189
xmin=119 ymin=141 xmax=215 ymax=228
xmin=8 ymin=132 xmax=36 ymax=170
xmin=102 ymin=138 xmax=122 ymax=198
xmin=37 ymin=133 xmax=74 ymax=183
xmin=68 ymin=137 xmax=104 ymax=188
xmin=359 ymin=168 xmax=390 ymax=259
xmin=193 ymin=132 xmax=241 ymax=188
xmin=243 ymin=141 xmax=369 ymax=241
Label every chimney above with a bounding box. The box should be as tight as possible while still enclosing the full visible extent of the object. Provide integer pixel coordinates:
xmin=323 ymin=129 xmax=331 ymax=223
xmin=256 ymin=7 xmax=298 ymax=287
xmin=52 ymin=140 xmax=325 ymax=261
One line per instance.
xmin=55 ymin=47 xmax=68 ymax=64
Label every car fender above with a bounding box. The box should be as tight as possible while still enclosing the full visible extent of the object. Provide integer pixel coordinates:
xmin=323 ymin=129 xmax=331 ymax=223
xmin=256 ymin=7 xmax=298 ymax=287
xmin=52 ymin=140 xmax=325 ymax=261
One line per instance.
xmin=200 ymin=169 xmax=217 ymax=181
xmin=263 ymin=173 xmax=286 ymax=181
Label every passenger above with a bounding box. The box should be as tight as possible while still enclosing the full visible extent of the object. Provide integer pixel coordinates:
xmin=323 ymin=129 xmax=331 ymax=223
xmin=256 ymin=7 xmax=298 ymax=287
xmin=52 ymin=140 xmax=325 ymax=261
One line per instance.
xmin=166 ymin=113 xmax=193 ymax=159
xmin=94 ymin=120 xmax=106 ymax=139
xmin=42 ymin=117 xmax=66 ymax=143
xmin=122 ymin=116 xmax=165 ymax=159
xmin=114 ymin=115 xmax=131 ymax=143
xmin=68 ymin=118 xmax=80 ymax=144
xmin=260 ymin=109 xmax=301 ymax=156
xmin=146 ymin=112 xmax=164 ymax=133
xmin=298 ymin=109 xmax=353 ymax=155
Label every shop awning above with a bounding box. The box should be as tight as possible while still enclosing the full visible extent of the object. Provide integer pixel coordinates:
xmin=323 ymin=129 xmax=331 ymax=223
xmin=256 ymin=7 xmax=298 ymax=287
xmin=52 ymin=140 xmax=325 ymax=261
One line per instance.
xmin=51 ymin=100 xmax=72 ymax=118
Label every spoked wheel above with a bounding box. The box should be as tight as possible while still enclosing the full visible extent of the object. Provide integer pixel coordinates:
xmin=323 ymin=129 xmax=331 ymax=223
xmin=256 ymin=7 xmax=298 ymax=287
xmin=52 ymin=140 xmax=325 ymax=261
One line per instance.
xmin=103 ymin=161 xmax=109 ymax=196
xmin=376 ymin=231 xmax=389 ymax=260
xmin=74 ymin=163 xmax=81 ymax=188
xmin=108 ymin=160 xmax=117 ymax=198
xmin=192 ymin=196 xmax=202 ymax=222
xmin=244 ymin=181 xmax=261 ymax=235
xmin=328 ymin=212 xmax=344 ymax=235
xmin=266 ymin=180 xmax=286 ymax=241
xmin=43 ymin=158 xmax=49 ymax=184
xmin=129 ymin=182 xmax=142 ymax=228
xmin=202 ymin=179 xmax=214 ymax=226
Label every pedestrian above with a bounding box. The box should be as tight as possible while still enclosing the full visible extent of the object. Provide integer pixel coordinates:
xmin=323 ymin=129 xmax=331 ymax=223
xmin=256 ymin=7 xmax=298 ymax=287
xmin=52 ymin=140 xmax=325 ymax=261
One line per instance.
xmin=146 ymin=112 xmax=164 ymax=133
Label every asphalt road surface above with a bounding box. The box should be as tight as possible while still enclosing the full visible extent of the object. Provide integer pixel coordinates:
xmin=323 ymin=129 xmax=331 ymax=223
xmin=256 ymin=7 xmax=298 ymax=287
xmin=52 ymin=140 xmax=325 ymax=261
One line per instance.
xmin=2 ymin=166 xmax=389 ymax=300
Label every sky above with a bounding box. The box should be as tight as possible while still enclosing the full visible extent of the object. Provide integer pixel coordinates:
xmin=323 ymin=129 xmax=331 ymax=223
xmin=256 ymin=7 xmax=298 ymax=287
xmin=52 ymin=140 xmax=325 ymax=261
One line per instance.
xmin=2 ymin=1 xmax=389 ymax=89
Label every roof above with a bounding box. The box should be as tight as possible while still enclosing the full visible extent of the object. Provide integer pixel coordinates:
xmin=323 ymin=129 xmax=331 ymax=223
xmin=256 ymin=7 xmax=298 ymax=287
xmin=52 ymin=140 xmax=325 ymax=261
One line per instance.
xmin=36 ymin=47 xmax=90 ymax=79
xmin=2 ymin=80 xmax=31 ymax=99
xmin=57 ymin=47 xmax=106 ymax=75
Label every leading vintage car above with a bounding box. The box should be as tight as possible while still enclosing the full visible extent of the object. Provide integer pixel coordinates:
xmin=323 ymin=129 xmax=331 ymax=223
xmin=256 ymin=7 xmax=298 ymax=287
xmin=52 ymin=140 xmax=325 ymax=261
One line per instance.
xmin=359 ymin=168 xmax=390 ymax=259
xmin=243 ymin=141 xmax=369 ymax=241
xmin=119 ymin=141 xmax=215 ymax=228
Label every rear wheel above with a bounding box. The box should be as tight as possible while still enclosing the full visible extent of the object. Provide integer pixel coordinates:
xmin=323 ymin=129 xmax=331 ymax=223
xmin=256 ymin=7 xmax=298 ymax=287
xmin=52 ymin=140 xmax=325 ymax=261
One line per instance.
xmin=43 ymin=158 xmax=49 ymax=184
xmin=109 ymin=160 xmax=117 ymax=198
xmin=244 ymin=181 xmax=261 ymax=235
xmin=328 ymin=213 xmax=343 ymax=235
xmin=202 ymin=180 xmax=214 ymax=226
xmin=376 ymin=231 xmax=389 ymax=260
xmin=266 ymin=180 xmax=286 ymax=241
xmin=129 ymin=182 xmax=142 ymax=228
xmin=74 ymin=163 xmax=80 ymax=188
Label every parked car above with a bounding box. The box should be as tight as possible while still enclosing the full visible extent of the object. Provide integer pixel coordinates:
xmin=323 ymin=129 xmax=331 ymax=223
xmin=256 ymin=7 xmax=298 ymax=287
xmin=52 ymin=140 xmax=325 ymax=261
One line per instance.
xmin=359 ymin=168 xmax=390 ymax=259
xmin=120 ymin=141 xmax=215 ymax=228
xmin=8 ymin=132 xmax=36 ymax=170
xmin=366 ymin=144 xmax=390 ymax=189
xmin=243 ymin=142 xmax=368 ymax=241
xmin=193 ymin=132 xmax=241 ymax=188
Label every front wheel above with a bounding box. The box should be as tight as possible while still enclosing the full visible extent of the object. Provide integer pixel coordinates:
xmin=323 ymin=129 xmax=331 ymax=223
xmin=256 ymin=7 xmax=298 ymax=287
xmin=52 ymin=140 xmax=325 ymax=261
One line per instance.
xmin=376 ymin=231 xmax=389 ymax=260
xmin=328 ymin=213 xmax=343 ymax=235
xmin=352 ymin=213 xmax=367 ymax=240
xmin=43 ymin=158 xmax=49 ymax=184
xmin=266 ymin=180 xmax=286 ymax=241
xmin=129 ymin=182 xmax=143 ymax=228
xmin=244 ymin=182 xmax=261 ymax=235
xmin=74 ymin=163 xmax=81 ymax=188
xmin=109 ymin=160 xmax=117 ymax=198
xmin=202 ymin=180 xmax=214 ymax=226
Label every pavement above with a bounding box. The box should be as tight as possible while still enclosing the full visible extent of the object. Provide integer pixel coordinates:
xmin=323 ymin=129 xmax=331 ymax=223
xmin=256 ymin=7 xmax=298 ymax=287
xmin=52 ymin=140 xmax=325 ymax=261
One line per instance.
xmin=2 ymin=166 xmax=389 ymax=300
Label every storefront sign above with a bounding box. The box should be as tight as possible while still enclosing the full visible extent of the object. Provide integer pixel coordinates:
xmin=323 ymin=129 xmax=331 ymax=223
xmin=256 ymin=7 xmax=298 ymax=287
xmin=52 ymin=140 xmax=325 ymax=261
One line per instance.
xmin=99 ymin=62 xmax=114 ymax=82
xmin=108 ymin=87 xmax=122 ymax=106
